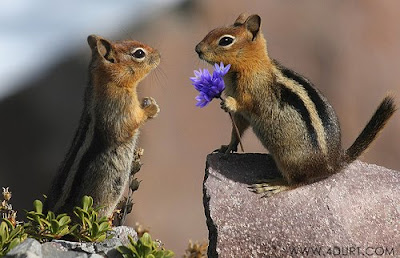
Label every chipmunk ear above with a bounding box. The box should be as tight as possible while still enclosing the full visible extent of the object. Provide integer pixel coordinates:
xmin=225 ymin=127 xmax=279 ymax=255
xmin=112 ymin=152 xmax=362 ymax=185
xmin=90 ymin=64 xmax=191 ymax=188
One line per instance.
xmin=87 ymin=35 xmax=115 ymax=63
xmin=244 ymin=14 xmax=261 ymax=40
xmin=234 ymin=13 xmax=249 ymax=26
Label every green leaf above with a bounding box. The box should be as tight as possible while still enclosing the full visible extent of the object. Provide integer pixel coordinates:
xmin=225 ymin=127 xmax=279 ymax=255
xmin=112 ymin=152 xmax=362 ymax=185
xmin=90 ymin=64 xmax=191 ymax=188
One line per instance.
xmin=83 ymin=217 xmax=92 ymax=228
xmin=163 ymin=250 xmax=175 ymax=258
xmin=50 ymin=220 xmax=60 ymax=234
xmin=58 ymin=216 xmax=71 ymax=226
xmin=0 ymin=223 xmax=9 ymax=242
xmin=98 ymin=222 xmax=110 ymax=233
xmin=82 ymin=196 xmax=93 ymax=211
xmin=69 ymin=224 xmax=79 ymax=233
xmin=74 ymin=207 xmax=90 ymax=218
xmin=91 ymin=222 xmax=99 ymax=237
xmin=97 ymin=216 xmax=108 ymax=224
xmin=96 ymin=233 xmax=106 ymax=242
xmin=140 ymin=233 xmax=152 ymax=247
xmin=8 ymin=226 xmax=23 ymax=240
xmin=59 ymin=227 xmax=70 ymax=236
xmin=40 ymin=218 xmax=51 ymax=227
xmin=128 ymin=235 xmax=136 ymax=245
xmin=46 ymin=211 xmax=55 ymax=221
xmin=116 ymin=245 xmax=132 ymax=254
xmin=0 ymin=233 xmax=4 ymax=246
xmin=33 ymin=200 xmax=43 ymax=214
xmin=56 ymin=213 xmax=68 ymax=220
xmin=3 ymin=219 xmax=14 ymax=230
xmin=6 ymin=238 xmax=21 ymax=253
xmin=0 ymin=221 xmax=9 ymax=234
xmin=116 ymin=246 xmax=135 ymax=258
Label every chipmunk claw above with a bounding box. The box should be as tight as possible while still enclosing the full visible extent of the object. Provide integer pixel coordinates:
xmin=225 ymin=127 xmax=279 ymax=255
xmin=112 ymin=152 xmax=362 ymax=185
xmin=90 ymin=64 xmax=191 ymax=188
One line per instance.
xmin=249 ymin=178 xmax=290 ymax=197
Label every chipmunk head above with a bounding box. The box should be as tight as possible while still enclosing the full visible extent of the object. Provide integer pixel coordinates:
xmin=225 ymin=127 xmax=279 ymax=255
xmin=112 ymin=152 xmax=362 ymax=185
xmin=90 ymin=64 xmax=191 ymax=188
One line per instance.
xmin=87 ymin=35 xmax=160 ymax=88
xmin=195 ymin=13 xmax=268 ymax=70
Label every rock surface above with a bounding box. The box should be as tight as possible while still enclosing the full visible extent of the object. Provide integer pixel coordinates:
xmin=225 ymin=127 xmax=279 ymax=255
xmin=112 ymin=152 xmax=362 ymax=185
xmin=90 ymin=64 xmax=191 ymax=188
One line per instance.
xmin=203 ymin=153 xmax=400 ymax=257
xmin=5 ymin=226 xmax=137 ymax=258
xmin=5 ymin=238 xmax=42 ymax=258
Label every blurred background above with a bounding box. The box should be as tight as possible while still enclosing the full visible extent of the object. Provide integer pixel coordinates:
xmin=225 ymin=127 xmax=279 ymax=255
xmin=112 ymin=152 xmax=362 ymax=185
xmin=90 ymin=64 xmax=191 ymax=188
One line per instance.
xmin=1 ymin=0 xmax=399 ymax=254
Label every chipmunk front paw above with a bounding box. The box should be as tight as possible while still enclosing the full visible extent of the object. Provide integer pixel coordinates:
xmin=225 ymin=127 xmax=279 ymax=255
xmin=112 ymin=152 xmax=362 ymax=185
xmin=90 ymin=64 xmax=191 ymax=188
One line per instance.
xmin=142 ymin=97 xmax=160 ymax=118
xmin=221 ymin=96 xmax=238 ymax=113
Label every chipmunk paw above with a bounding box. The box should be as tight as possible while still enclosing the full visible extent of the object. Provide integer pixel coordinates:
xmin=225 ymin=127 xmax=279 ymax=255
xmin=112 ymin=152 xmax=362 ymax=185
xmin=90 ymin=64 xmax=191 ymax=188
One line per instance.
xmin=215 ymin=144 xmax=237 ymax=154
xmin=249 ymin=178 xmax=290 ymax=197
xmin=142 ymin=97 xmax=160 ymax=118
xmin=220 ymin=96 xmax=238 ymax=113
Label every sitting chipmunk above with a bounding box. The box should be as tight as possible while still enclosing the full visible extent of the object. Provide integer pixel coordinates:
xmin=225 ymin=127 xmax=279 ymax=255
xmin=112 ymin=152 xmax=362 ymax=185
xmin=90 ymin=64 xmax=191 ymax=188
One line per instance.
xmin=195 ymin=13 xmax=396 ymax=196
xmin=44 ymin=35 xmax=160 ymax=216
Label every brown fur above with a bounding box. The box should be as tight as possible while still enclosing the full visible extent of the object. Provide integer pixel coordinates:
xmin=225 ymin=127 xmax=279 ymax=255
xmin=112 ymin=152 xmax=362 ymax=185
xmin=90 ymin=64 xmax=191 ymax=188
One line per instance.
xmin=196 ymin=14 xmax=396 ymax=188
xmin=45 ymin=35 xmax=160 ymax=216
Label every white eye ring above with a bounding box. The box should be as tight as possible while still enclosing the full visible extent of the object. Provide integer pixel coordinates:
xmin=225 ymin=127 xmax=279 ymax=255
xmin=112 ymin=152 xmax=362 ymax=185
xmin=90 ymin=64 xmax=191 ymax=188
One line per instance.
xmin=218 ymin=34 xmax=235 ymax=47
xmin=131 ymin=48 xmax=147 ymax=61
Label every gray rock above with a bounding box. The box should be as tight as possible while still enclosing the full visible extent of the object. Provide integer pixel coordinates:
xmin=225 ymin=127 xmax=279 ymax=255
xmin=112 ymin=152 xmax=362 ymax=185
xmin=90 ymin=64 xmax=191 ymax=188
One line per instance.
xmin=5 ymin=238 xmax=42 ymax=258
xmin=41 ymin=242 xmax=88 ymax=258
xmin=52 ymin=240 xmax=95 ymax=254
xmin=110 ymin=226 xmax=138 ymax=246
xmin=88 ymin=255 xmax=104 ymax=258
xmin=51 ymin=236 xmax=123 ymax=257
xmin=204 ymin=153 xmax=400 ymax=257
xmin=5 ymin=226 xmax=136 ymax=258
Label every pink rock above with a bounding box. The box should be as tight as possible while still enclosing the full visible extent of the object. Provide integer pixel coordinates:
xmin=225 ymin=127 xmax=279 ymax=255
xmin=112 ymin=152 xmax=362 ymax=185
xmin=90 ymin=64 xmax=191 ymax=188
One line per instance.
xmin=204 ymin=153 xmax=400 ymax=257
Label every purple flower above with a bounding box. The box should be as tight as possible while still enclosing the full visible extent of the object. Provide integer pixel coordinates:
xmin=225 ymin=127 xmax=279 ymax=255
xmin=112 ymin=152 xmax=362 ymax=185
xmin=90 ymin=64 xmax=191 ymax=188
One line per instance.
xmin=213 ymin=62 xmax=231 ymax=78
xmin=190 ymin=62 xmax=231 ymax=107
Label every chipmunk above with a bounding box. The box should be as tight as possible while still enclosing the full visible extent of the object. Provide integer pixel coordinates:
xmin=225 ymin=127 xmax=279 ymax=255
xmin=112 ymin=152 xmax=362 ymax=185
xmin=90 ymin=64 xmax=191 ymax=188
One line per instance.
xmin=44 ymin=35 xmax=160 ymax=216
xmin=195 ymin=13 xmax=397 ymax=196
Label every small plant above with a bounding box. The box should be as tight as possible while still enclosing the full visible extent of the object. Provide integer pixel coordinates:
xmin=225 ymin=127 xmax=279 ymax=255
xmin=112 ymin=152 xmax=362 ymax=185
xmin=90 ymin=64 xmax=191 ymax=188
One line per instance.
xmin=0 ymin=187 xmax=27 ymax=256
xmin=0 ymin=219 xmax=27 ymax=256
xmin=24 ymin=200 xmax=72 ymax=242
xmin=134 ymin=222 xmax=149 ymax=238
xmin=184 ymin=240 xmax=208 ymax=258
xmin=0 ymin=187 xmax=17 ymax=226
xmin=1 ymin=186 xmax=171 ymax=257
xmin=70 ymin=195 xmax=113 ymax=242
xmin=116 ymin=233 xmax=174 ymax=258
xmin=114 ymin=148 xmax=143 ymax=226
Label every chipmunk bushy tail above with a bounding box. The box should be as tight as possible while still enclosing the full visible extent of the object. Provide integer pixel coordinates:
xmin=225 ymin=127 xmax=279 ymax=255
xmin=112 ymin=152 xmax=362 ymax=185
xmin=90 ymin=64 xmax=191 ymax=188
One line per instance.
xmin=345 ymin=96 xmax=396 ymax=163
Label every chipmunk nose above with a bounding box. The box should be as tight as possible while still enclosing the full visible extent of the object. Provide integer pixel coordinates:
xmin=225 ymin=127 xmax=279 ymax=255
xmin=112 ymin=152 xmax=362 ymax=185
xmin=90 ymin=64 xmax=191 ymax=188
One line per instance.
xmin=195 ymin=43 xmax=203 ymax=56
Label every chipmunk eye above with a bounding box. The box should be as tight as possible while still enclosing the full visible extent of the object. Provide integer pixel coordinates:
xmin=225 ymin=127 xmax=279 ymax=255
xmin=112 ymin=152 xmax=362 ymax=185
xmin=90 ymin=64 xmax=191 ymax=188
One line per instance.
xmin=218 ymin=35 xmax=235 ymax=47
xmin=131 ymin=48 xmax=146 ymax=60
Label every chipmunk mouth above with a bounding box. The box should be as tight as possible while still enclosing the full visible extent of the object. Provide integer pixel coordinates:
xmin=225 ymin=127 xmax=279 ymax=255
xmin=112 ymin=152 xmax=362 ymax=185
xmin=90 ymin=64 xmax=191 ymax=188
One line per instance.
xmin=196 ymin=52 xmax=213 ymax=64
xmin=195 ymin=43 xmax=208 ymax=61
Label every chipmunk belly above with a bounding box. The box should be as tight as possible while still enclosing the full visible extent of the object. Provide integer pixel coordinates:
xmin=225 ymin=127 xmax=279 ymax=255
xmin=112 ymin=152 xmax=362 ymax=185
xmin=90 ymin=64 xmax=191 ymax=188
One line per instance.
xmin=80 ymin=137 xmax=137 ymax=216
xmin=56 ymin=126 xmax=138 ymax=217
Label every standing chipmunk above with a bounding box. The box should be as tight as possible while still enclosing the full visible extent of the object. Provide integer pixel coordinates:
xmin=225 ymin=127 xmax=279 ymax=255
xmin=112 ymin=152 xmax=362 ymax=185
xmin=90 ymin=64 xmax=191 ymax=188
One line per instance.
xmin=44 ymin=35 xmax=160 ymax=216
xmin=195 ymin=13 xmax=397 ymax=196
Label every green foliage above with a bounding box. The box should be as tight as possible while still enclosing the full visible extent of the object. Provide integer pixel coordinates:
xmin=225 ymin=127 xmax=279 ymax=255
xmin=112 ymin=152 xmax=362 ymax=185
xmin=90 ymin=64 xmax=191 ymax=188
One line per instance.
xmin=1 ymin=188 xmax=172 ymax=257
xmin=0 ymin=219 xmax=27 ymax=256
xmin=24 ymin=200 xmax=73 ymax=242
xmin=70 ymin=196 xmax=113 ymax=242
xmin=24 ymin=196 xmax=112 ymax=243
xmin=117 ymin=233 xmax=174 ymax=258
